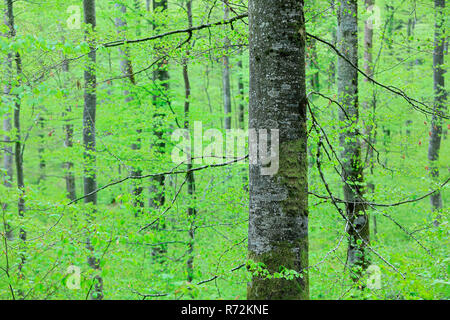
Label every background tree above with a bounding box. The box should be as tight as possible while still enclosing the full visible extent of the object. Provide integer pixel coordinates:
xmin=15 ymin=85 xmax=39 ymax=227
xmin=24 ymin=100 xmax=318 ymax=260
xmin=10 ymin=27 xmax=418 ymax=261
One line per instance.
xmin=82 ymin=0 xmax=103 ymax=300
xmin=428 ymin=0 xmax=447 ymax=225
xmin=337 ymin=0 xmax=369 ymax=282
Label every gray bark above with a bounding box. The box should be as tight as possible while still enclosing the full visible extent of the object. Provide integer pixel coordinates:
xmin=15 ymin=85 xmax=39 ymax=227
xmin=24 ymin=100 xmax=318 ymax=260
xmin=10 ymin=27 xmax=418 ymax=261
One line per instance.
xmin=4 ymin=0 xmax=26 ymax=298
xmin=248 ymin=0 xmax=309 ymax=299
xmin=61 ymin=48 xmax=77 ymax=201
xmin=82 ymin=0 xmax=103 ymax=300
xmin=183 ymin=0 xmax=197 ymax=285
xmin=237 ymin=52 xmax=245 ymax=130
xmin=83 ymin=0 xmax=97 ymax=206
xmin=428 ymin=0 xmax=446 ymax=225
xmin=337 ymin=0 xmax=369 ymax=281
xmin=37 ymin=115 xmax=45 ymax=184
xmin=148 ymin=0 xmax=169 ymax=211
xmin=327 ymin=0 xmax=337 ymax=89
xmin=362 ymin=0 xmax=376 ymax=237
xmin=2 ymin=3 xmax=13 ymax=240
xmin=2 ymin=52 xmax=13 ymax=189
xmin=4 ymin=0 xmax=25 ymax=221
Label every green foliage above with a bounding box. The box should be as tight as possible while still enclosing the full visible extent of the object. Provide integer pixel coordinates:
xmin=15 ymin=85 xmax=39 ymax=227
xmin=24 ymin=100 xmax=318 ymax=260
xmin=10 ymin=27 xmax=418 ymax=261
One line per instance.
xmin=0 ymin=0 xmax=448 ymax=300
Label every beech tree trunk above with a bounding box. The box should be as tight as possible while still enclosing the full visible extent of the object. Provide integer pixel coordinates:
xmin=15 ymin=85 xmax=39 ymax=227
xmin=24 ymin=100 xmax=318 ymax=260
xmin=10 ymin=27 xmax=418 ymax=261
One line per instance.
xmin=82 ymin=0 xmax=103 ymax=300
xmin=2 ymin=1 xmax=14 ymax=240
xmin=247 ymin=0 xmax=309 ymax=299
xmin=363 ymin=0 xmax=377 ymax=237
xmin=183 ymin=0 xmax=197 ymax=285
xmin=428 ymin=0 xmax=446 ymax=225
xmin=4 ymin=0 xmax=26 ymax=298
xmin=327 ymin=0 xmax=337 ymax=89
xmin=237 ymin=51 xmax=245 ymax=130
xmin=337 ymin=0 xmax=369 ymax=282
xmin=149 ymin=0 xmax=169 ymax=211
xmin=37 ymin=115 xmax=45 ymax=184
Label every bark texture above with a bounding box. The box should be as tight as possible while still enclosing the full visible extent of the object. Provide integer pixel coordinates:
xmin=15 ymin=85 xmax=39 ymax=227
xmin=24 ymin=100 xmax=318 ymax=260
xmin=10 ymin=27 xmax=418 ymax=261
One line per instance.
xmin=237 ymin=51 xmax=245 ymax=130
xmin=428 ymin=0 xmax=447 ymax=225
xmin=4 ymin=0 xmax=26 ymax=298
xmin=82 ymin=0 xmax=103 ymax=300
xmin=248 ymin=0 xmax=309 ymax=300
xmin=362 ymin=0 xmax=377 ymax=237
xmin=2 ymin=1 xmax=14 ymax=240
xmin=337 ymin=0 xmax=369 ymax=281
xmin=149 ymin=0 xmax=169 ymax=211
xmin=37 ymin=115 xmax=46 ymax=184
xmin=183 ymin=0 xmax=197 ymax=285
xmin=83 ymin=0 xmax=97 ymax=206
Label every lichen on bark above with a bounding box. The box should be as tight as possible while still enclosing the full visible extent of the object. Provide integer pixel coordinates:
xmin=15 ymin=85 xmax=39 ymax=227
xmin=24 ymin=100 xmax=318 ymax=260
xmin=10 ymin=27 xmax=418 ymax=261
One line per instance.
xmin=248 ymin=0 xmax=308 ymax=300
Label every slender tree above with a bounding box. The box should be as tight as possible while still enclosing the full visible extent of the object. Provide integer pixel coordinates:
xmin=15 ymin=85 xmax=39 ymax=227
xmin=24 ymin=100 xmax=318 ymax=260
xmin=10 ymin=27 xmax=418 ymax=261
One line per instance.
xmin=337 ymin=0 xmax=369 ymax=282
xmin=37 ymin=115 xmax=46 ymax=184
xmin=149 ymin=0 xmax=169 ymax=211
xmin=247 ymin=0 xmax=309 ymax=299
xmin=82 ymin=0 xmax=103 ymax=300
xmin=327 ymin=0 xmax=337 ymax=90
xmin=428 ymin=0 xmax=446 ymax=226
xmin=114 ymin=3 xmax=144 ymax=214
xmin=237 ymin=52 xmax=245 ymax=130
xmin=61 ymin=33 xmax=77 ymax=201
xmin=4 ymin=0 xmax=26 ymax=299
xmin=183 ymin=0 xmax=197 ymax=284
xmin=1 ymin=0 xmax=14 ymax=240
xmin=307 ymin=37 xmax=320 ymax=92
xmin=4 ymin=0 xmax=25 ymax=221
xmin=362 ymin=0 xmax=377 ymax=237
xmin=222 ymin=0 xmax=232 ymax=130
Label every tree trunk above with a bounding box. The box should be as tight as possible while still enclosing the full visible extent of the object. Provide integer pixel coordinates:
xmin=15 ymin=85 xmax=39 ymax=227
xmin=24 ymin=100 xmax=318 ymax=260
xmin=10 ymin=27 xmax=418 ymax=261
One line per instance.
xmin=148 ymin=0 xmax=169 ymax=211
xmin=148 ymin=0 xmax=169 ymax=256
xmin=82 ymin=0 xmax=103 ymax=300
xmin=114 ymin=3 xmax=144 ymax=214
xmin=37 ymin=115 xmax=46 ymax=184
xmin=363 ymin=0 xmax=377 ymax=237
xmin=337 ymin=0 xmax=369 ymax=282
xmin=247 ymin=0 xmax=309 ymax=299
xmin=222 ymin=0 xmax=232 ymax=130
xmin=307 ymin=37 xmax=320 ymax=92
xmin=59 ymin=25 xmax=76 ymax=201
xmin=428 ymin=0 xmax=446 ymax=226
xmin=14 ymin=53 xmax=25 ymax=217
xmin=327 ymin=0 xmax=337 ymax=89
xmin=2 ymin=3 xmax=13 ymax=240
xmin=61 ymin=46 xmax=77 ymax=201
xmin=4 ymin=0 xmax=26 ymax=298
xmin=183 ymin=0 xmax=197 ymax=285
xmin=237 ymin=51 xmax=245 ymax=130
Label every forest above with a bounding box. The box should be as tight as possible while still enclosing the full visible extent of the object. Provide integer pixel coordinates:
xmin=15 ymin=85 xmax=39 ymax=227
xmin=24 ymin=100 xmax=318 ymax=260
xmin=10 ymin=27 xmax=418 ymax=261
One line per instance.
xmin=0 ymin=0 xmax=448 ymax=301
